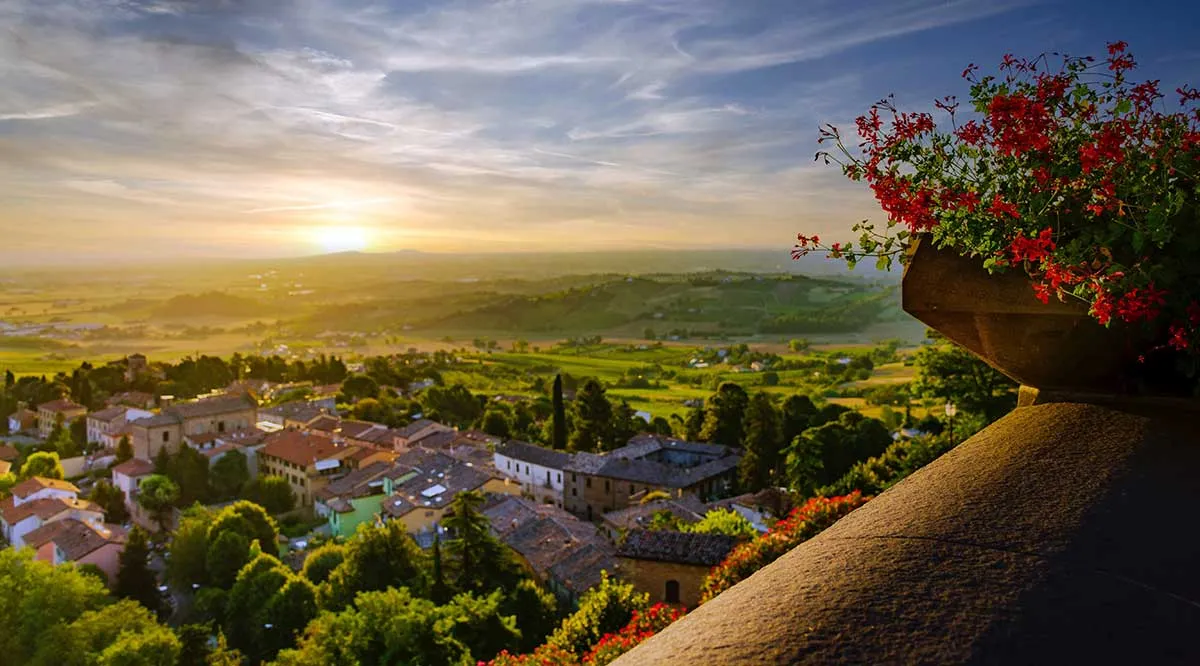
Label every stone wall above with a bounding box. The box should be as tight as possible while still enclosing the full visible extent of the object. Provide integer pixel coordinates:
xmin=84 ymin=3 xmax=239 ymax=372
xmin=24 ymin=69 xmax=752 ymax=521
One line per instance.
xmin=615 ymin=556 xmax=710 ymax=610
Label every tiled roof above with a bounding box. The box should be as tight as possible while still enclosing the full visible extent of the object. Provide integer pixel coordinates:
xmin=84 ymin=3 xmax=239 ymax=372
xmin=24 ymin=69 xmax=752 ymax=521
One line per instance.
xmin=106 ymin=391 xmax=154 ymax=407
xmin=411 ymin=429 xmax=458 ymax=450
xmin=708 ymin=488 xmax=794 ymax=518
xmin=499 ymin=508 xmax=614 ymax=588
xmin=262 ymin=401 xmax=329 ymax=424
xmin=315 ymin=461 xmax=391 ymax=501
xmin=23 ymin=519 xmax=126 ymax=560
xmin=616 ymin=529 xmax=738 ymax=567
xmin=382 ymin=495 xmax=415 ymax=518
xmin=356 ymin=427 xmax=401 ymax=447
xmin=167 ymin=393 xmax=256 ymax=420
xmin=563 ymin=442 xmax=741 ymax=489
xmin=484 ymin=495 xmax=581 ymax=537
xmin=38 ymin=399 xmax=85 ymax=413
xmin=0 ymin=444 xmax=18 ymax=462
xmin=496 ymin=440 xmax=572 ymax=470
xmin=111 ymin=458 xmax=156 ymax=477
xmin=11 ymin=476 xmax=79 ymax=499
xmin=131 ymin=412 xmax=181 ymax=428
xmin=389 ymin=449 xmax=495 ymax=510
xmin=457 ymin=430 xmax=502 ymax=446
xmin=200 ymin=443 xmax=237 ymax=459
xmin=339 ymin=420 xmax=384 ymax=439
xmin=261 ymin=431 xmax=352 ymax=468
xmin=602 ymin=496 xmax=708 ymax=531
xmin=87 ymin=406 xmax=128 ymax=423
xmin=185 ymin=431 xmax=223 ymax=446
xmin=549 ymin=542 xmax=617 ymax=596
xmin=306 ymin=415 xmax=342 ymax=433
xmin=0 ymin=495 xmax=99 ymax=525
xmin=217 ymin=427 xmax=269 ymax=447
xmin=395 ymin=419 xmax=439 ymax=439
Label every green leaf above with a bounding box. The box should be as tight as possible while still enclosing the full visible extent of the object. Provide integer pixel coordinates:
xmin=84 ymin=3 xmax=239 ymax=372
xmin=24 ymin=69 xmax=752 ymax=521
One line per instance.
xmin=1114 ymin=99 xmax=1131 ymax=115
xmin=1132 ymin=230 xmax=1145 ymax=254
xmin=875 ymin=255 xmax=891 ymax=271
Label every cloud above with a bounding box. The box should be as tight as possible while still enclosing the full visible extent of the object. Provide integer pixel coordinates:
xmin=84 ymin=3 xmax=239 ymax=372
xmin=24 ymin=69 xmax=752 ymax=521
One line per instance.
xmin=0 ymin=0 xmax=1039 ymax=260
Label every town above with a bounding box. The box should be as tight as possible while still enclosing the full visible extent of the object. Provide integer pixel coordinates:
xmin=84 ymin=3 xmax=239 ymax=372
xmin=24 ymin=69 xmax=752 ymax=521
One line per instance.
xmin=0 ymin=339 xmax=991 ymax=664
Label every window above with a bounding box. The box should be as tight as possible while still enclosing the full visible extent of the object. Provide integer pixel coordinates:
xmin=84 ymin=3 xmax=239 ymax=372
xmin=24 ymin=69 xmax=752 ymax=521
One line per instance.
xmin=572 ymin=488 xmax=577 ymax=496
xmin=546 ymin=471 xmax=551 ymax=482
xmin=218 ymin=421 xmax=225 ymax=433
xmin=162 ymin=431 xmax=169 ymax=443
xmin=557 ymin=473 xmax=562 ymax=483
xmin=506 ymin=461 xmax=511 ymax=470
xmin=525 ymin=464 xmax=530 ymax=474
xmin=572 ymin=473 xmax=577 ymax=482
xmin=665 ymin=580 xmax=681 ymax=604
xmin=586 ymin=478 xmax=592 ymax=488
xmin=604 ymin=479 xmax=610 ymax=492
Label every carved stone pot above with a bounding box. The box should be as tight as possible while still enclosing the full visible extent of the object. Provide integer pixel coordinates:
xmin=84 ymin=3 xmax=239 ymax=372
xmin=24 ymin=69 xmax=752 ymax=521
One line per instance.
xmin=901 ymin=234 xmax=1192 ymax=398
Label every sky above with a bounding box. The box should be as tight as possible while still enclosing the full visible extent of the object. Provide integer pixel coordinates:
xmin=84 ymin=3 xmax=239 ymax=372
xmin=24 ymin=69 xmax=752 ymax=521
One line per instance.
xmin=1 ymin=0 xmax=1198 ymax=264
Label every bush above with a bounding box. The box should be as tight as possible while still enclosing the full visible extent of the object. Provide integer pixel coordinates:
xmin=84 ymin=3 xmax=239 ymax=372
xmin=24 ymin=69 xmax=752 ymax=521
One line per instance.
xmin=700 ymin=493 xmax=869 ymax=604
xmin=581 ymin=603 xmax=684 ymax=665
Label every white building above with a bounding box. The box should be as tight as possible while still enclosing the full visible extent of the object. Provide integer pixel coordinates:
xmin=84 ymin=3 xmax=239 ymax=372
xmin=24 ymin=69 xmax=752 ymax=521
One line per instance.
xmin=493 ymin=440 xmax=572 ymax=508
xmin=0 ymin=477 xmax=104 ymax=548
xmin=110 ymin=458 xmax=156 ymax=508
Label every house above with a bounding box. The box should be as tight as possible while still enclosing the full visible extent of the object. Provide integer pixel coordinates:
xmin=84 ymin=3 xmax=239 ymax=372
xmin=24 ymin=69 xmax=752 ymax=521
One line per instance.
xmin=124 ymin=353 xmax=148 ymax=382
xmin=0 ymin=477 xmax=104 ymax=548
xmin=313 ymin=461 xmax=392 ymax=538
xmin=706 ymin=488 xmax=793 ymax=534
xmin=392 ymin=419 xmax=454 ymax=451
xmin=258 ymin=400 xmax=333 ymax=429
xmin=87 ymin=406 xmax=154 ymax=448
xmin=105 ymin=391 xmax=156 ymax=410
xmin=213 ymin=427 xmax=271 ymax=477
xmin=37 ymin=399 xmax=87 ymax=439
xmin=483 ymin=495 xmax=616 ymax=606
xmin=601 ymin=495 xmax=708 ymax=542
xmin=493 ymin=440 xmax=572 ymax=507
xmin=258 ymin=431 xmax=361 ymax=507
xmin=24 ymin=519 xmax=128 ymax=587
xmin=615 ymin=529 xmax=738 ymax=608
xmin=379 ymin=448 xmax=518 ymax=544
xmin=563 ymin=435 xmax=741 ymax=521
xmin=111 ymin=457 xmax=157 ymax=508
xmin=7 ymin=408 xmax=36 ymax=435
xmin=128 ymin=393 xmax=257 ymax=460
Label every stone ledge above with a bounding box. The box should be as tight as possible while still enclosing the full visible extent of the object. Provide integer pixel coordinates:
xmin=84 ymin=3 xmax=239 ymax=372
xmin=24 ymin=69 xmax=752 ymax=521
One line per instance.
xmin=613 ymin=402 xmax=1200 ymax=665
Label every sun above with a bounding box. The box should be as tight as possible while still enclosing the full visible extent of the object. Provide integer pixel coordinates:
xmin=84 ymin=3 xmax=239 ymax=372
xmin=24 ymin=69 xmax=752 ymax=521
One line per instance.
xmin=311 ymin=225 xmax=370 ymax=253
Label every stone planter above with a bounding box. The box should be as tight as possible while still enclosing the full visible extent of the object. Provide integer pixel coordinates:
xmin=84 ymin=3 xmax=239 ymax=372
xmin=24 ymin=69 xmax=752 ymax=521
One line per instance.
xmin=901 ymin=234 xmax=1177 ymax=395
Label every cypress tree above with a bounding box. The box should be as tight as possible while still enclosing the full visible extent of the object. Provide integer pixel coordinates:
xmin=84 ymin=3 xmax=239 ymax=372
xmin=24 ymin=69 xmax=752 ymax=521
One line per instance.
xmin=431 ymin=532 xmax=448 ymax=603
xmin=551 ymin=374 xmax=567 ymax=450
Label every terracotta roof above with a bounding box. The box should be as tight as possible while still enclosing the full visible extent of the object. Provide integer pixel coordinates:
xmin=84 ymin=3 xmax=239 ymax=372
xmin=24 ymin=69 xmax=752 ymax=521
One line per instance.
xmin=217 ymin=427 xmax=269 ymax=447
xmin=11 ymin=476 xmax=79 ymax=499
xmin=23 ymin=519 xmax=126 ymax=560
xmin=111 ymin=458 xmax=156 ymax=477
xmin=0 ymin=460 xmax=10 ymax=476
xmin=87 ymin=406 xmax=128 ymax=423
xmin=411 ymin=430 xmax=458 ymax=450
xmin=339 ymin=420 xmax=385 ymax=439
xmin=262 ymin=401 xmax=329 ymax=424
xmin=395 ymin=419 xmax=442 ymax=439
xmin=0 ymin=444 xmax=18 ymax=462
xmin=496 ymin=440 xmax=572 ymax=470
xmin=130 ymin=412 xmax=181 ymax=428
xmin=306 ymin=415 xmax=342 ymax=433
xmin=185 ymin=431 xmax=223 ymax=446
xmin=0 ymin=496 xmax=99 ymax=525
xmin=38 ymin=399 xmax=85 ymax=413
xmin=315 ymin=461 xmax=392 ymax=501
xmin=106 ymin=391 xmax=154 ymax=407
xmin=616 ymin=529 xmax=737 ymax=567
xmin=200 ymin=443 xmax=237 ymax=459
xmin=261 ymin=431 xmax=353 ymax=468
xmin=166 ymin=393 xmax=256 ymax=420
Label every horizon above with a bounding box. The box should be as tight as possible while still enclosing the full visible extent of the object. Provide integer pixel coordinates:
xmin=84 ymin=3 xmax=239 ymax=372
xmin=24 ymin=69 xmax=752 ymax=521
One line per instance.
xmin=2 ymin=0 xmax=1198 ymax=264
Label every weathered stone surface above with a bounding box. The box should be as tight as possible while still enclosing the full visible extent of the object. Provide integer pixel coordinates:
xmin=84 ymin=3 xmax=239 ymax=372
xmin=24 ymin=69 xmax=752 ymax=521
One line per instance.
xmin=613 ymin=403 xmax=1200 ymax=665
xmin=901 ymin=237 xmax=1148 ymax=392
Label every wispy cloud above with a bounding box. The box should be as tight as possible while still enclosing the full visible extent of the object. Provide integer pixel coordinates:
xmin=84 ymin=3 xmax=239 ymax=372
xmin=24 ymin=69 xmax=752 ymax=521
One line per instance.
xmin=0 ymin=0 xmax=1112 ymax=261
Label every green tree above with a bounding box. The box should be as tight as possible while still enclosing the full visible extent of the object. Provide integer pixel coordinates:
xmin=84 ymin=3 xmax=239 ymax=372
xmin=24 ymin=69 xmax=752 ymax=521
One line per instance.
xmin=609 ymin=401 xmax=640 ymax=451
xmin=69 ymin=418 xmax=89 ymax=451
xmin=501 ymin=579 xmax=560 ymax=653
xmin=569 ymin=379 xmax=612 ymax=453
xmin=115 ymin=527 xmax=163 ymax=618
xmin=443 ymin=490 xmax=524 ymax=595
xmin=207 ymin=530 xmax=252 ymax=590
xmin=137 ymin=475 xmax=180 ymax=532
xmin=225 ymin=554 xmax=318 ymax=664
xmin=0 ymin=472 xmax=15 ymax=499
xmin=168 ymin=445 xmax=211 ymax=507
xmin=762 ymin=371 xmax=780 ymax=386
xmin=91 ymin=479 xmax=130 ymax=524
xmin=243 ymin=477 xmax=295 ymax=515
xmin=738 ymin=391 xmax=783 ymax=490
xmin=209 ymin=501 xmax=280 ymax=557
xmin=783 ymin=433 xmax=825 ymax=497
xmin=168 ymin=506 xmax=214 ymax=587
xmin=546 ymin=572 xmax=649 ymax=657
xmin=0 ymin=549 xmax=111 ymax=664
xmin=649 ymin=416 xmax=673 ymax=436
xmin=431 ymin=532 xmax=449 ymax=603
xmin=442 ymin=590 xmax=522 ymax=662
xmin=781 ymin=394 xmax=818 ymax=445
xmin=20 ymin=450 xmax=65 ymax=480
xmin=684 ymin=508 xmax=758 ymax=540
xmin=115 ymin=436 xmax=134 ymax=464
xmin=175 ymin=624 xmax=214 ymax=666
xmin=911 ymin=330 xmax=1017 ymax=423
xmin=480 ymin=408 xmax=512 ymax=439
xmin=322 ymin=521 xmax=429 ymax=610
xmin=699 ymin=382 xmax=749 ymax=447
xmin=209 ymin=449 xmax=250 ymax=501
xmin=339 ymin=374 xmax=379 ymax=403
xmin=206 ymin=632 xmax=244 ymax=666
xmin=153 ymin=447 xmax=172 ymax=476
xmin=422 ymin=384 xmax=483 ymax=429
xmin=551 ymin=374 xmax=567 ymax=450
xmin=300 ymin=543 xmax=345 ymax=586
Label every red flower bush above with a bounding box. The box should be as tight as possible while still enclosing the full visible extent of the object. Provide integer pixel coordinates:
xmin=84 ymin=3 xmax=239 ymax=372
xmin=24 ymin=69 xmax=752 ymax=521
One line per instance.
xmin=581 ymin=604 xmax=685 ymax=665
xmin=801 ymin=42 xmax=1200 ymax=359
xmin=699 ymin=493 xmax=869 ymax=604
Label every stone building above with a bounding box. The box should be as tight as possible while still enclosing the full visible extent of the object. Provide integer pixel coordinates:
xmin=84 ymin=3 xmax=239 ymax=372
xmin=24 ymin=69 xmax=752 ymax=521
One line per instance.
xmin=615 ymin=529 xmax=737 ymax=609
xmin=128 ymin=393 xmax=257 ymax=460
xmin=563 ymin=436 xmax=740 ymax=520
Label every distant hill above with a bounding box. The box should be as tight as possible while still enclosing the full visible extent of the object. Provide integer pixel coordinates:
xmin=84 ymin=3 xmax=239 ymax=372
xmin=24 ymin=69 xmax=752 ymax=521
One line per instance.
xmin=153 ymin=292 xmax=268 ymax=320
